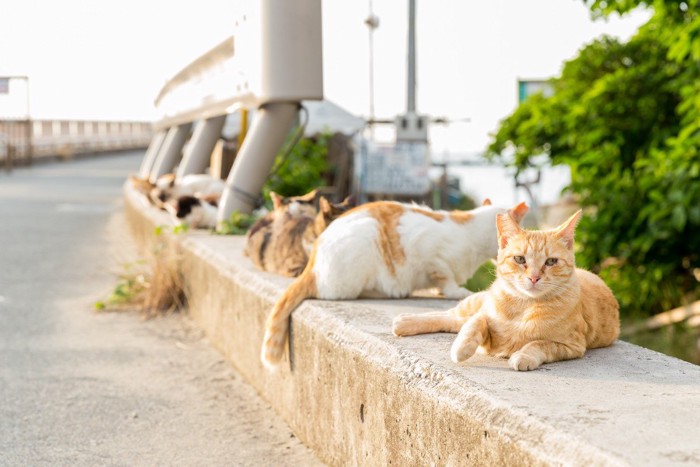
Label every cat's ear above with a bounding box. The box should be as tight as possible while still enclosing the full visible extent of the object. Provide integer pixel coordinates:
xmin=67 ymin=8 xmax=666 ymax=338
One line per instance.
xmin=319 ymin=196 xmax=332 ymax=215
xmin=129 ymin=175 xmax=153 ymax=193
xmin=497 ymin=213 xmax=524 ymax=248
xmin=507 ymin=202 xmax=529 ymax=224
xmin=158 ymin=173 xmax=176 ymax=188
xmin=342 ymin=194 xmax=357 ymax=207
xmin=270 ymin=192 xmax=284 ymax=210
xmin=299 ymin=189 xmax=318 ymax=202
xmin=553 ymin=209 xmax=582 ymax=249
xmin=482 ymin=198 xmax=492 ymax=206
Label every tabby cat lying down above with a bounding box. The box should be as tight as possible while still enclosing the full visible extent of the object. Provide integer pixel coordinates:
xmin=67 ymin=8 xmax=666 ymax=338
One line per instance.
xmin=261 ymin=199 xmax=528 ymax=369
xmin=393 ymin=210 xmax=620 ymax=371
xmin=245 ymin=190 xmax=355 ymax=277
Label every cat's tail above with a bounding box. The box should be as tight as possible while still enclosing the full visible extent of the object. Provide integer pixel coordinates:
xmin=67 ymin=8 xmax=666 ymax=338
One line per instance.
xmin=261 ymin=269 xmax=317 ymax=370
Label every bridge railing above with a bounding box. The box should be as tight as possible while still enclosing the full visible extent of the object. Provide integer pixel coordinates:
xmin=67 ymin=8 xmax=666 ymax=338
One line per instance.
xmin=0 ymin=118 xmax=152 ymax=169
xmin=139 ymin=0 xmax=323 ymax=223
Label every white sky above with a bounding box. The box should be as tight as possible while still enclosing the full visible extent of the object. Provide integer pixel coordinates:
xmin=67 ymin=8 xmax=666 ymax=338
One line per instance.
xmin=0 ymin=0 xmax=649 ymax=154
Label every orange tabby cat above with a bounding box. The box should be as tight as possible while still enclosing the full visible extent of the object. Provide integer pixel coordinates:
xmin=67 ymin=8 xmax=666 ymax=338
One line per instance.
xmin=393 ymin=210 xmax=620 ymax=371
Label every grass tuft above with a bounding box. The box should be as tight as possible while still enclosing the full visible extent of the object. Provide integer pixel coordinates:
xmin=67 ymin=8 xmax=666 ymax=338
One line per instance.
xmin=96 ymin=228 xmax=186 ymax=317
xmin=215 ymin=210 xmax=258 ymax=235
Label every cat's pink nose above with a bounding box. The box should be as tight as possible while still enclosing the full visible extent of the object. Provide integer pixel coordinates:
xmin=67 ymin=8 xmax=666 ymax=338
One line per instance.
xmin=529 ymin=276 xmax=541 ymax=284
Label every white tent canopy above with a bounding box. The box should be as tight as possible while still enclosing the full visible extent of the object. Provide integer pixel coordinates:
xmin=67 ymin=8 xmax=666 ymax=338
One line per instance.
xmin=222 ymin=99 xmax=365 ymax=138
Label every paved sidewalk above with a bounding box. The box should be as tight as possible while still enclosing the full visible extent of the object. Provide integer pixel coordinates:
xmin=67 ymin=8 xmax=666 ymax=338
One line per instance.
xmin=0 ymin=152 xmax=322 ymax=466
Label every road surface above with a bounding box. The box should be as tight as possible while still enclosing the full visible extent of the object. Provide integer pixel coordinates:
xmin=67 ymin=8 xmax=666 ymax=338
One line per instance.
xmin=0 ymin=152 xmax=322 ymax=466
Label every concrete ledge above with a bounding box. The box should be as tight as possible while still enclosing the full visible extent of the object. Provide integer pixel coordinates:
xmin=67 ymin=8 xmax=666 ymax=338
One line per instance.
xmin=124 ymin=185 xmax=700 ymax=466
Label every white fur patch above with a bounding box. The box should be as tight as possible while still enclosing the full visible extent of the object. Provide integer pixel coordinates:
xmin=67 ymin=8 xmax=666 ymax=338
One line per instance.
xmin=312 ymin=204 xmax=510 ymax=300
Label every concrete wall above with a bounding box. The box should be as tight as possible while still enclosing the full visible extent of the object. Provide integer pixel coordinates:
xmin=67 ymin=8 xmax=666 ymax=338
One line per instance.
xmin=124 ymin=185 xmax=700 ymax=467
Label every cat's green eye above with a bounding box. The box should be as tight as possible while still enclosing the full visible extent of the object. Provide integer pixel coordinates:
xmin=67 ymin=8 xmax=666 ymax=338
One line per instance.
xmin=545 ymin=258 xmax=558 ymax=266
xmin=514 ymin=256 xmax=526 ymax=265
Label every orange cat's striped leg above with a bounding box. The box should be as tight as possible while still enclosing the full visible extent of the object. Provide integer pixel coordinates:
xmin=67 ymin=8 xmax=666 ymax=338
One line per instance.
xmin=450 ymin=312 xmax=489 ymax=363
xmin=509 ymin=340 xmax=585 ymax=371
xmin=393 ymin=292 xmax=486 ymax=337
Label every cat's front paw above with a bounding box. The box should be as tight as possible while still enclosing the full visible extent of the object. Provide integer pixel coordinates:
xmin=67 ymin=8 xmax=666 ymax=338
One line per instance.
xmin=450 ymin=337 xmax=478 ymax=363
xmin=392 ymin=314 xmax=419 ymax=336
xmin=508 ymin=351 xmax=542 ymax=371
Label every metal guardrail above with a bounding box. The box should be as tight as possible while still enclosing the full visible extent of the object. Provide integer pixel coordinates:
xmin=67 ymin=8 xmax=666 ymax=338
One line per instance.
xmin=139 ymin=0 xmax=323 ymax=222
xmin=0 ymin=118 xmax=152 ymax=169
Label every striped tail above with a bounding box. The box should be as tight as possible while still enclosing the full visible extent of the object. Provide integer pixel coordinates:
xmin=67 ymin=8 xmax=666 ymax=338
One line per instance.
xmin=261 ymin=270 xmax=317 ymax=370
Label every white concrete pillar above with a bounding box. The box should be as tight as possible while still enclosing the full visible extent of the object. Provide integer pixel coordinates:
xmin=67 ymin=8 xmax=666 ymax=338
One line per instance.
xmin=217 ymin=103 xmax=298 ymax=221
xmin=138 ymin=130 xmax=167 ymax=179
xmin=175 ymin=115 xmax=227 ymax=179
xmin=148 ymin=123 xmax=192 ymax=183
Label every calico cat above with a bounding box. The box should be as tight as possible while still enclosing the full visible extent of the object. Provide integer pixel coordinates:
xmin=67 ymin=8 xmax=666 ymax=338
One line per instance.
xmin=260 ymin=200 xmax=529 ymax=369
xmin=167 ymin=195 xmax=219 ymax=229
xmin=245 ymin=190 xmax=318 ymax=275
xmin=129 ymin=175 xmax=156 ymax=197
xmin=129 ymin=173 xmax=225 ymax=208
xmin=392 ymin=210 xmax=620 ymax=371
xmin=153 ymin=173 xmax=224 ymax=204
xmin=245 ymin=191 xmax=354 ymax=277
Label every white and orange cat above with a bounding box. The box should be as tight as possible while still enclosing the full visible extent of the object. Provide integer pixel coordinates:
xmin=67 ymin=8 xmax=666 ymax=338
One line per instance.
xmin=261 ymin=199 xmax=529 ymax=369
xmin=393 ymin=210 xmax=620 ymax=371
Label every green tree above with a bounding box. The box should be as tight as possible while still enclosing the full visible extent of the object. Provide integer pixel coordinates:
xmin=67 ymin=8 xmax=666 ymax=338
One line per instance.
xmin=263 ymin=132 xmax=331 ymax=201
xmin=489 ymin=0 xmax=700 ymax=317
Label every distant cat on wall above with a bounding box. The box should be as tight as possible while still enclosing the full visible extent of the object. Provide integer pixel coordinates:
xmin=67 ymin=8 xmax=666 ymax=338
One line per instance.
xmin=261 ymin=200 xmax=528 ymax=369
xmin=152 ymin=173 xmax=224 ymax=205
xmin=393 ymin=210 xmax=620 ymax=371
xmin=166 ymin=195 xmax=219 ymax=229
xmin=129 ymin=173 xmax=225 ymax=208
xmin=245 ymin=190 xmax=354 ymax=277
xmin=129 ymin=175 xmax=156 ymax=197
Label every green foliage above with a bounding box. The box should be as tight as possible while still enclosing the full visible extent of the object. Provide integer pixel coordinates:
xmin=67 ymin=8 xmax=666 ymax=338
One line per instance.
xmin=95 ymin=233 xmax=185 ymax=316
xmin=154 ymin=224 xmax=189 ymax=236
xmin=216 ymin=210 xmax=258 ymax=236
xmin=449 ymin=191 xmax=478 ymax=211
xmin=489 ymin=2 xmax=700 ymax=317
xmin=262 ymin=132 xmax=331 ymax=204
xmin=465 ymin=261 xmax=497 ymax=292
xmin=94 ymin=261 xmax=148 ymax=311
xmin=173 ymin=224 xmax=189 ymax=235
xmin=214 ymin=132 xmax=333 ymax=236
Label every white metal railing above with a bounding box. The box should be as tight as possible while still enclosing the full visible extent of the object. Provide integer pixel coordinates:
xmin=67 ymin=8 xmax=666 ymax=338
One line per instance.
xmin=139 ymin=0 xmax=323 ymax=223
xmin=0 ymin=118 xmax=152 ymax=168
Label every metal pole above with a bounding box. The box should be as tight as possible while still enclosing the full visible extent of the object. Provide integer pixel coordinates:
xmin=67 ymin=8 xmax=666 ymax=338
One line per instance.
xmin=176 ymin=115 xmax=226 ymax=178
xmin=238 ymin=109 xmax=248 ymax=148
xmin=149 ymin=123 xmax=192 ymax=183
xmin=25 ymin=76 xmax=32 ymax=164
xmin=217 ymin=103 xmax=298 ymax=221
xmin=407 ymin=0 xmax=416 ymax=113
xmin=139 ymin=130 xmax=167 ymax=178
xmin=365 ymin=0 xmax=379 ymax=138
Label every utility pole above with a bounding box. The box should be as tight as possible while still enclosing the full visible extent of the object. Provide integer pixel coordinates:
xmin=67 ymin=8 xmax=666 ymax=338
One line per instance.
xmin=395 ymin=0 xmax=427 ymax=144
xmin=365 ymin=0 xmax=379 ymax=139
xmin=407 ymin=0 xmax=416 ymax=114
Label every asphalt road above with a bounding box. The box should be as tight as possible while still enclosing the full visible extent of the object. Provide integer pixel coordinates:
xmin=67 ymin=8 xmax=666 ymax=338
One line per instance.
xmin=0 ymin=152 xmax=322 ymax=466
